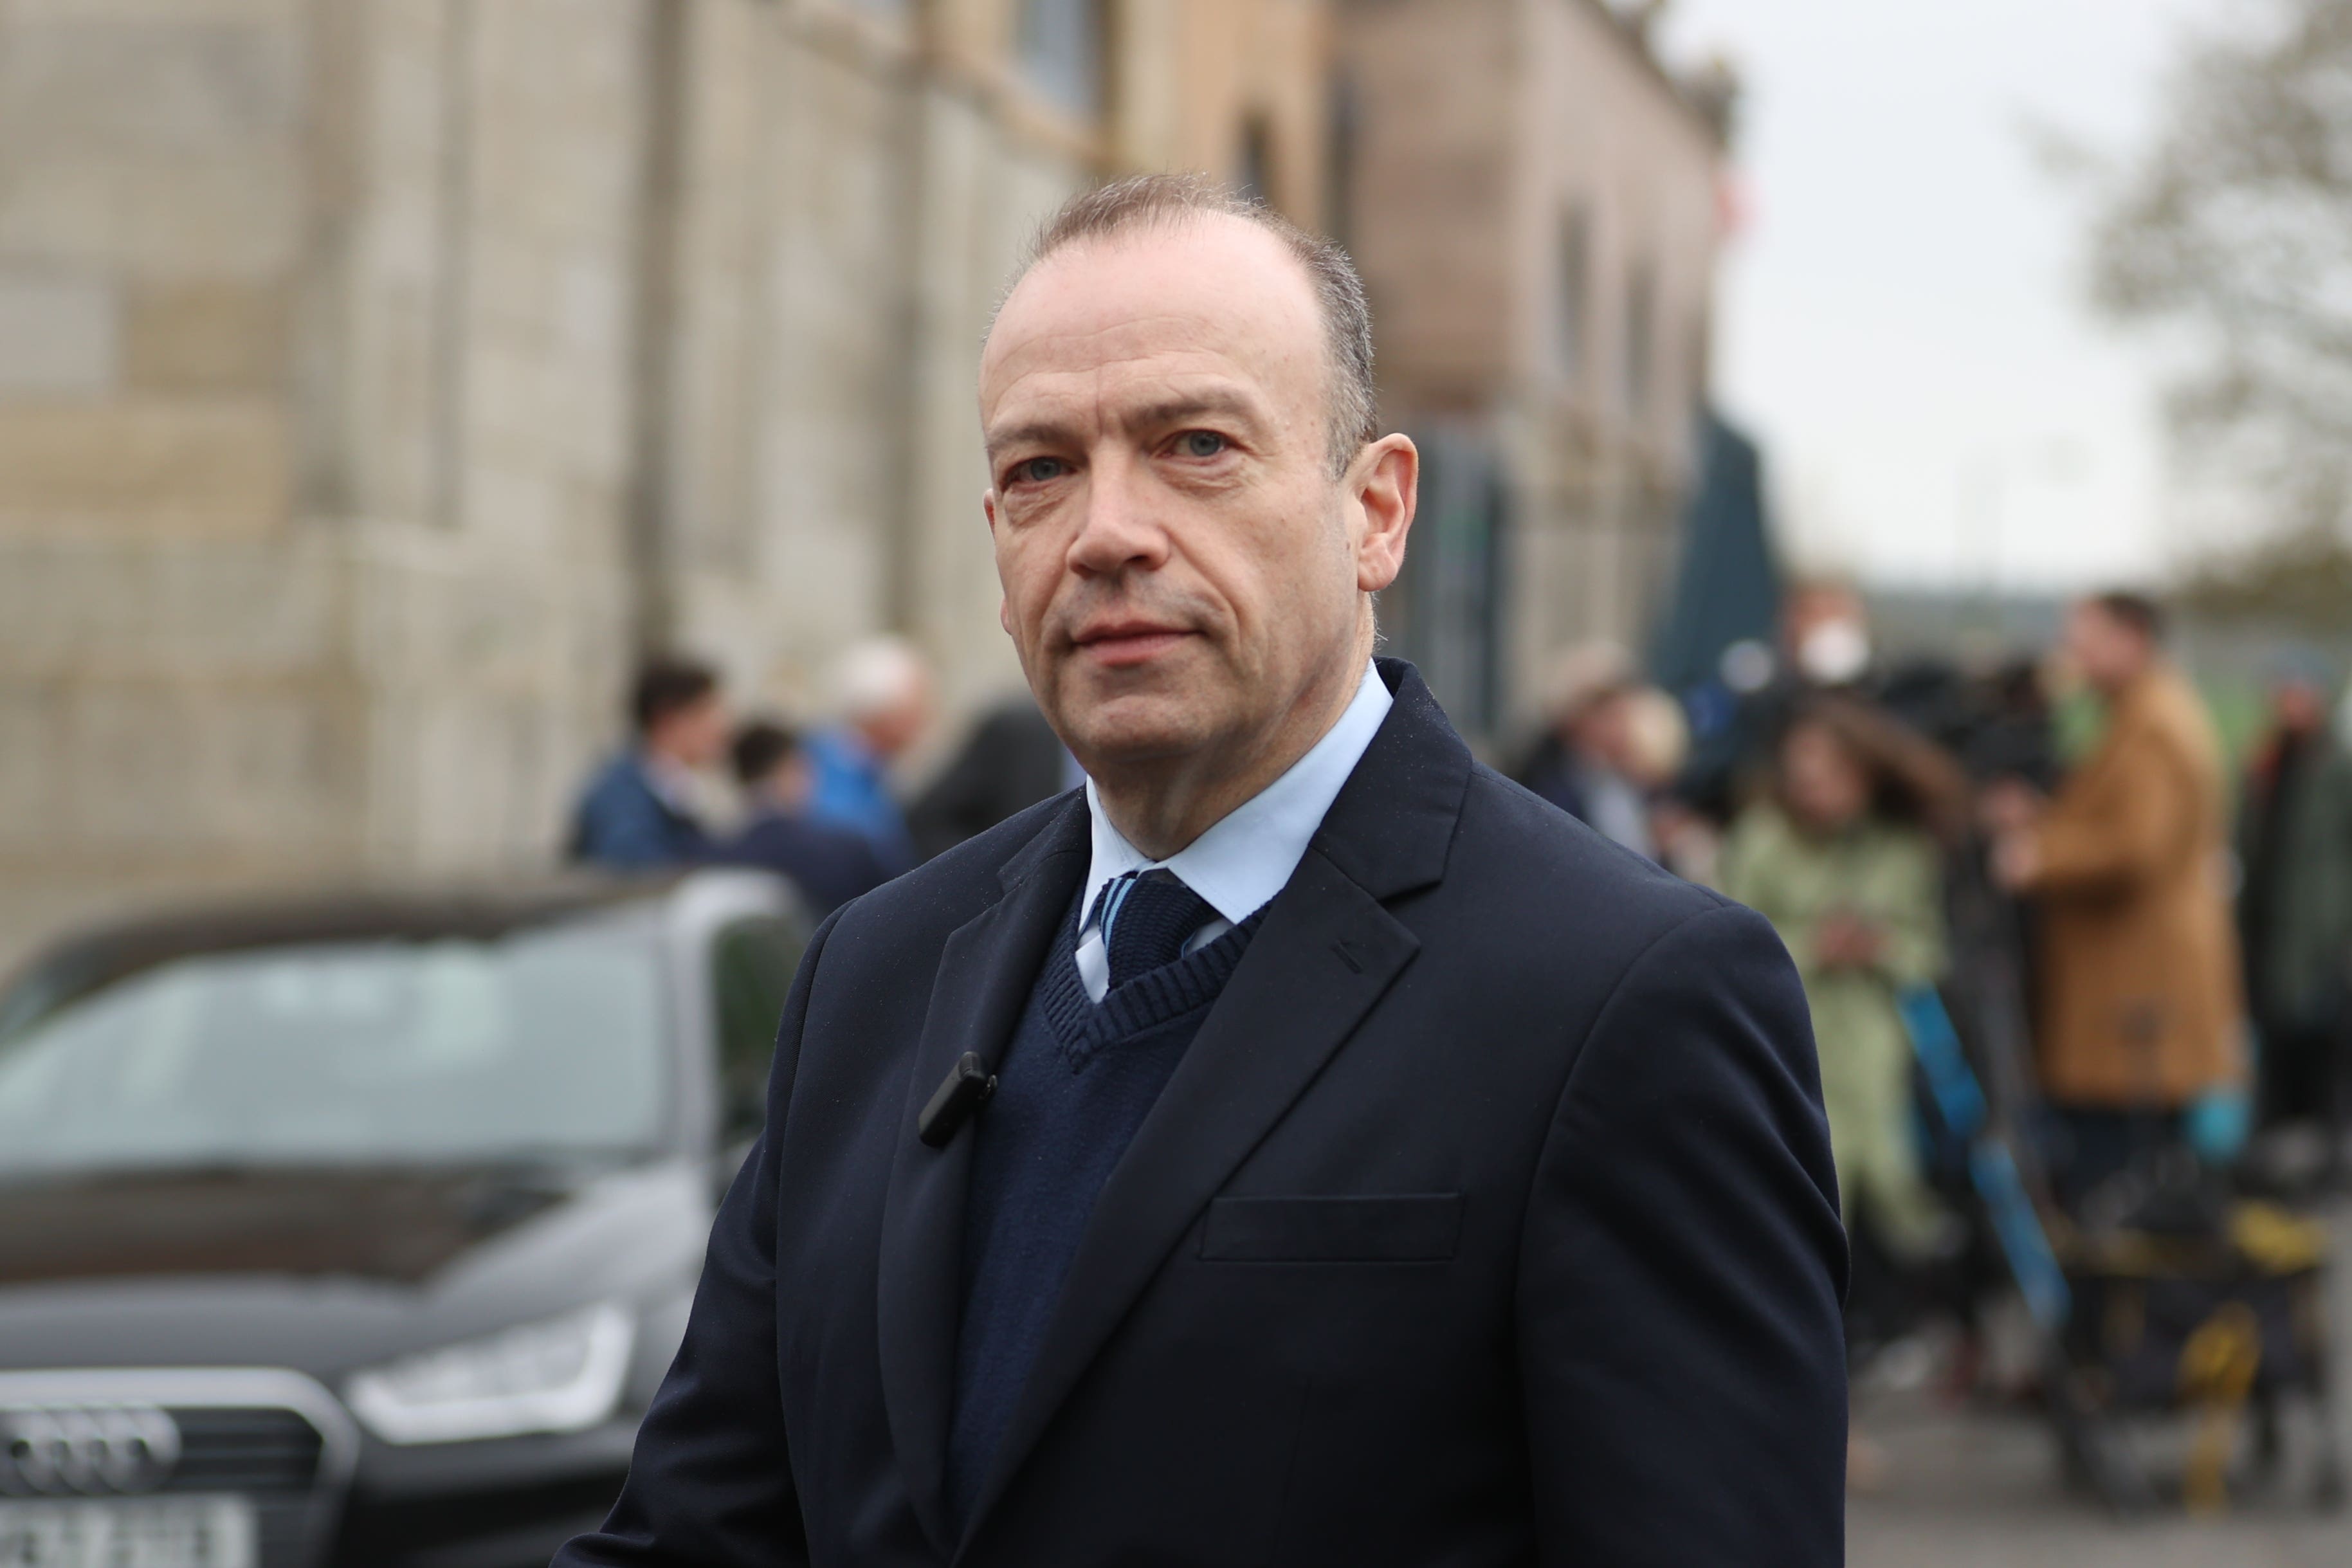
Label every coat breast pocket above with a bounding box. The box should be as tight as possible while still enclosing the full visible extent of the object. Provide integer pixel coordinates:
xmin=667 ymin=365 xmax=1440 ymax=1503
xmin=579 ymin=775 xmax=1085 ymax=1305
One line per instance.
xmin=1198 ymin=1193 xmax=1464 ymax=1263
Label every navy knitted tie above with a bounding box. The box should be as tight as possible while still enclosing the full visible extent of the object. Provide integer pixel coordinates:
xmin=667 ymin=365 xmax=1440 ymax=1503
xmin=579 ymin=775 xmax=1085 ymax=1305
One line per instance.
xmin=1099 ymin=870 xmax=1216 ymax=992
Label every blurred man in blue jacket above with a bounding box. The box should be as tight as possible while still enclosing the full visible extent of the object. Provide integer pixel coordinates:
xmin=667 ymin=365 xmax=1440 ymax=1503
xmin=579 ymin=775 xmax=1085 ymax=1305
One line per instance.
xmin=568 ymin=657 xmax=730 ymax=870
xmin=805 ymin=637 xmax=933 ymax=874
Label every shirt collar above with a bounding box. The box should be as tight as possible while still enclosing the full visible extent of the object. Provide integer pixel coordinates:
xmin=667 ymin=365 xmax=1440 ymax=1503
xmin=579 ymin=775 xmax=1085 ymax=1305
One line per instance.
xmin=1080 ymin=662 xmax=1392 ymax=931
xmin=636 ymin=751 xmax=702 ymax=816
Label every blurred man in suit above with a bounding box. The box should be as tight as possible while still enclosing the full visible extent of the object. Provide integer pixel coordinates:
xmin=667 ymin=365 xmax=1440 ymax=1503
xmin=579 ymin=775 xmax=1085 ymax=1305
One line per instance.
xmin=558 ymin=174 xmax=1845 ymax=1568
xmin=567 ymin=657 xmax=728 ymax=871
xmin=727 ymin=720 xmax=891 ymax=918
xmin=908 ymin=697 xmax=1079 ymax=860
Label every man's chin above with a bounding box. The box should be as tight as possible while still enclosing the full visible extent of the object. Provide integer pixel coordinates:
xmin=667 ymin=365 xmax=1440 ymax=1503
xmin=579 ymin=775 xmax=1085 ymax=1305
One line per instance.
xmin=1055 ymin=694 xmax=1213 ymax=775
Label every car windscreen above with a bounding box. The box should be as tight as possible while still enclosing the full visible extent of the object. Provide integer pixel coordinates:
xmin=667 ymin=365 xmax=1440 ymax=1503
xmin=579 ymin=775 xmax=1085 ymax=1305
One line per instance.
xmin=0 ymin=918 xmax=670 ymax=1176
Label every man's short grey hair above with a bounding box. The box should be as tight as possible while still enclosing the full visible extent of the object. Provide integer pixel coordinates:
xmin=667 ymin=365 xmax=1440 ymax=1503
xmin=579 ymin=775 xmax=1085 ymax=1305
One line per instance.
xmin=827 ymin=635 xmax=927 ymax=722
xmin=1003 ymin=172 xmax=1378 ymax=477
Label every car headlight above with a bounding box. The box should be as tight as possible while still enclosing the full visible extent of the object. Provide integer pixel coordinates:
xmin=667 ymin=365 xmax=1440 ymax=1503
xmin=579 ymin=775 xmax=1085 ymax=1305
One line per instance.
xmin=345 ymin=1302 xmax=635 ymax=1445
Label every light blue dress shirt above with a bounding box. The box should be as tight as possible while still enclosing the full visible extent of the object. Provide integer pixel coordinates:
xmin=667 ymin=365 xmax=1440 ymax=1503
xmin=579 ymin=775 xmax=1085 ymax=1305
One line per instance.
xmin=1075 ymin=663 xmax=1393 ymax=1001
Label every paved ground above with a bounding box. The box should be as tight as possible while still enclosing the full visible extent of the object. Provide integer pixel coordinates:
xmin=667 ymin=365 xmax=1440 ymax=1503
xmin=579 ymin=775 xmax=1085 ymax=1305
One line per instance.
xmin=1848 ymin=1188 xmax=2352 ymax=1568
xmin=1847 ymin=1387 xmax=2351 ymax=1567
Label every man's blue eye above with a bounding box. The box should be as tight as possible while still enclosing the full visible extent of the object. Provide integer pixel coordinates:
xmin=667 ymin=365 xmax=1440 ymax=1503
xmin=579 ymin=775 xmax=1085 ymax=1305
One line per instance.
xmin=1018 ymin=458 xmax=1065 ymax=483
xmin=1180 ymin=432 xmax=1226 ymax=458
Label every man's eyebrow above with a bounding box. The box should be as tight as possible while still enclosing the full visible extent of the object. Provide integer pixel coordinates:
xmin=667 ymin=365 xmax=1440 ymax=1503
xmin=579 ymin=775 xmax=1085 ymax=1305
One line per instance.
xmin=1121 ymin=392 xmax=1265 ymax=432
xmin=983 ymin=392 xmax=1268 ymax=457
xmin=983 ymin=419 xmax=1071 ymax=456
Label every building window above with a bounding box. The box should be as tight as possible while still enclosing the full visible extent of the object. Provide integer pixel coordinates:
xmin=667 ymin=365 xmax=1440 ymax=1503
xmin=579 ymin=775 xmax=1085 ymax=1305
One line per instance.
xmin=1555 ymin=206 xmax=1591 ymax=384
xmin=1237 ymin=114 xmax=1274 ymax=206
xmin=1687 ymin=307 xmax=1712 ymax=415
xmin=1326 ymin=75 xmax=1360 ymax=250
xmin=1018 ymin=0 xmax=1108 ymax=121
xmin=1623 ymin=262 xmax=1656 ymax=415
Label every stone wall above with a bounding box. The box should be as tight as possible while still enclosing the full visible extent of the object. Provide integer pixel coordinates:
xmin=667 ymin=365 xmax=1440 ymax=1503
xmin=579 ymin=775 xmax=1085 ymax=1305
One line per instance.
xmin=1340 ymin=0 xmax=1724 ymax=726
xmin=336 ymin=0 xmax=653 ymax=879
xmin=1507 ymin=0 xmax=1722 ymax=677
xmin=0 ymin=0 xmax=1337 ymax=971
xmin=0 ymin=0 xmax=359 ymax=963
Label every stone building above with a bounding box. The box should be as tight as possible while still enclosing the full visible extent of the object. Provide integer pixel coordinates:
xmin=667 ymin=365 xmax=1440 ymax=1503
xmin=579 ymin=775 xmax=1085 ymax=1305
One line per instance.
xmin=0 ymin=0 xmax=1332 ymax=966
xmin=1336 ymin=0 xmax=1730 ymax=734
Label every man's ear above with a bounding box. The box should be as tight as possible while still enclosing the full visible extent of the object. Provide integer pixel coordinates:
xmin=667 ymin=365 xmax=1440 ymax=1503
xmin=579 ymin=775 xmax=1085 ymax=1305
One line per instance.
xmin=1351 ymin=435 xmax=1418 ymax=594
xmin=985 ymin=489 xmax=1020 ymax=640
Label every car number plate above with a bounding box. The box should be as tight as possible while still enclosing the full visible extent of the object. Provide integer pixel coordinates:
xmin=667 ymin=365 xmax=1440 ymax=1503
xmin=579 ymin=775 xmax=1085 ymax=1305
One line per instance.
xmin=0 ymin=1495 xmax=257 ymax=1568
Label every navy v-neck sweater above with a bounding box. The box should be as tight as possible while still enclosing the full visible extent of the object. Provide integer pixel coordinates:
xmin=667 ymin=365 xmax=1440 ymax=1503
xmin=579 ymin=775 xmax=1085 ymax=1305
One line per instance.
xmin=946 ymin=891 xmax=1265 ymax=1528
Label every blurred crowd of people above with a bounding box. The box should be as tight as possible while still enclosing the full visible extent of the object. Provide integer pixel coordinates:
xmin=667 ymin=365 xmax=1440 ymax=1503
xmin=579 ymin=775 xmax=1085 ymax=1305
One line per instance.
xmin=566 ymin=596 xmax=2352 ymax=1332
xmin=565 ymin=639 xmax=1078 ymax=918
xmin=1509 ymin=584 xmax=2352 ymax=1488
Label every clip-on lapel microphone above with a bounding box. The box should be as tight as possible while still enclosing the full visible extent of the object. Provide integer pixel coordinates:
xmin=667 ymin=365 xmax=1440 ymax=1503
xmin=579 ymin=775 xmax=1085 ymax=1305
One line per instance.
xmin=918 ymin=1052 xmax=998 ymax=1148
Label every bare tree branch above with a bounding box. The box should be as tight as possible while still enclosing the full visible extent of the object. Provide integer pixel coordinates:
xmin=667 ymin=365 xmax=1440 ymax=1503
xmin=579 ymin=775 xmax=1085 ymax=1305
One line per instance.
xmin=2093 ymin=0 xmax=2352 ymax=551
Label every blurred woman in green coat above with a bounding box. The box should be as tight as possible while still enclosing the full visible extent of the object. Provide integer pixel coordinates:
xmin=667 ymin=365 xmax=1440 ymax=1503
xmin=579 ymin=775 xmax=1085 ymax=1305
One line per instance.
xmin=1720 ymin=698 xmax=1966 ymax=1280
xmin=1720 ymin=697 xmax=1968 ymax=1490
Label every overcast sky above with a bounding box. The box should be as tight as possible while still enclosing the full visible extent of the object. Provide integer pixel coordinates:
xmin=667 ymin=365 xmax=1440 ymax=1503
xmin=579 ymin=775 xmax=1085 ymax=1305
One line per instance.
xmin=1659 ymin=0 xmax=2216 ymax=591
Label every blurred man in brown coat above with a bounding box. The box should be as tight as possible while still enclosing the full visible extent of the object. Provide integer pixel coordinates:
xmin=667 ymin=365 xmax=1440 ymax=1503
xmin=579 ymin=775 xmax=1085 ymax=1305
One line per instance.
xmin=1990 ymin=592 xmax=2247 ymax=1201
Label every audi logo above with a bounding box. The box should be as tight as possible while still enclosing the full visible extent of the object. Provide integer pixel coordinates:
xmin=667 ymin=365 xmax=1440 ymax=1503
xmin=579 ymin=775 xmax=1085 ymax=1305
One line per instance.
xmin=0 ymin=1404 xmax=181 ymax=1496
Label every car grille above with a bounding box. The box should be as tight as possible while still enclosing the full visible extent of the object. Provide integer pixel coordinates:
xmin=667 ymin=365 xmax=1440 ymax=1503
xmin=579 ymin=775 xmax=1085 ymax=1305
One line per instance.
xmin=0 ymin=1369 xmax=358 ymax=1568
xmin=161 ymin=1405 xmax=327 ymax=1566
xmin=164 ymin=1406 xmax=325 ymax=1495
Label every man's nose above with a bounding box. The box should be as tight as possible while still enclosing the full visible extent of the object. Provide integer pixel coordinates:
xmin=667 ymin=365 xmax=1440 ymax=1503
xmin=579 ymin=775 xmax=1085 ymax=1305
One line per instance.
xmin=1066 ymin=457 xmax=1169 ymax=577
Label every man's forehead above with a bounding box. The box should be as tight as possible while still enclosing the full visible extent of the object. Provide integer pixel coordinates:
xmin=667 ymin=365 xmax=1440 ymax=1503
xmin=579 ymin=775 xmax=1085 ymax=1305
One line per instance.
xmin=981 ymin=217 xmax=1324 ymax=417
xmin=985 ymin=349 xmax=1266 ymax=432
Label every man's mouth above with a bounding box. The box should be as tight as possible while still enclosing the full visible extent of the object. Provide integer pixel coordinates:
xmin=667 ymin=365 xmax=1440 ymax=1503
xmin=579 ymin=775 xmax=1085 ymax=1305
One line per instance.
xmin=1072 ymin=621 xmax=1192 ymax=669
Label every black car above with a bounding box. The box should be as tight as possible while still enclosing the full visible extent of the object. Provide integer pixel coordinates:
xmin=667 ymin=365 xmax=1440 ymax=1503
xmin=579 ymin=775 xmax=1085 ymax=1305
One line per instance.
xmin=0 ymin=870 xmax=810 ymax=1568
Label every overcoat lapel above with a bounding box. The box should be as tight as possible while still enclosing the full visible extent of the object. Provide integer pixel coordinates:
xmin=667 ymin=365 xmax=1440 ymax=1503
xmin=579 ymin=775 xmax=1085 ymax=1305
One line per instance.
xmin=875 ymin=795 xmax=1088 ymax=1557
xmin=956 ymin=662 xmax=1472 ymax=1547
